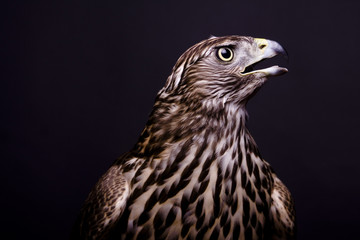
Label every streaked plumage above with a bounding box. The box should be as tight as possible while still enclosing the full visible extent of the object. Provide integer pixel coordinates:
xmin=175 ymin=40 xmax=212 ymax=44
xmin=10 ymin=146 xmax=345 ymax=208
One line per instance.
xmin=72 ymin=35 xmax=296 ymax=240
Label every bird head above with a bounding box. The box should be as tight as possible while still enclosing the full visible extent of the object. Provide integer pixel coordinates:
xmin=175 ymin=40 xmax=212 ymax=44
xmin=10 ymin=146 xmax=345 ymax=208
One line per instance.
xmin=161 ymin=36 xmax=287 ymax=107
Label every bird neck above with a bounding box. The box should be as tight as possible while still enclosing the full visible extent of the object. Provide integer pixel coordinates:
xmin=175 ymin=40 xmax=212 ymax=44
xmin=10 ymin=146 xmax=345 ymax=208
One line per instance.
xmin=132 ymin=99 xmax=263 ymax=175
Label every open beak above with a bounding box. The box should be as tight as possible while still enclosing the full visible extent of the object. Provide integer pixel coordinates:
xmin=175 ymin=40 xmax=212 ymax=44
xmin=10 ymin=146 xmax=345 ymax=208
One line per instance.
xmin=241 ymin=38 xmax=288 ymax=77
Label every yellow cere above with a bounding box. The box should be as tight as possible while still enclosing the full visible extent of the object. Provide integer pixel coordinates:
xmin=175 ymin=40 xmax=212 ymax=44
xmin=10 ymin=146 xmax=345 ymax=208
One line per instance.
xmin=254 ymin=38 xmax=269 ymax=51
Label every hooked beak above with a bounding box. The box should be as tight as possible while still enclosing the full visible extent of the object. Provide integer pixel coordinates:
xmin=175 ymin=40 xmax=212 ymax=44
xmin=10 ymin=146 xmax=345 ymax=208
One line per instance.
xmin=241 ymin=38 xmax=288 ymax=77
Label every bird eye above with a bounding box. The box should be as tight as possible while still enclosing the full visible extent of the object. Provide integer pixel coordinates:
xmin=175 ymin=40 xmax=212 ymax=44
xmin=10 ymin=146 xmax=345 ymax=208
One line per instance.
xmin=217 ymin=47 xmax=233 ymax=62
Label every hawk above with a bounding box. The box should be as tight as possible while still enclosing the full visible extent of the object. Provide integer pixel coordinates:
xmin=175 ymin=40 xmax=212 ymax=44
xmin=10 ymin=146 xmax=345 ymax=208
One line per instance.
xmin=72 ymin=36 xmax=296 ymax=240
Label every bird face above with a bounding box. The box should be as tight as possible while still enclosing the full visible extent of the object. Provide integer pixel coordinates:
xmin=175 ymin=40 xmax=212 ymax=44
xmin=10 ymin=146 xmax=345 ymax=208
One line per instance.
xmin=162 ymin=36 xmax=288 ymax=106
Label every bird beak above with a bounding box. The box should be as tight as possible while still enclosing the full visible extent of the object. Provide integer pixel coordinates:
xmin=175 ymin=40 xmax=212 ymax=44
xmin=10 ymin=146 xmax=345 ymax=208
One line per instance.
xmin=241 ymin=38 xmax=288 ymax=77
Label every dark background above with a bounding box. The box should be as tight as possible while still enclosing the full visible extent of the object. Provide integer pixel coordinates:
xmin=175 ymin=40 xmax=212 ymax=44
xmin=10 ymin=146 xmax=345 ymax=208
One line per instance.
xmin=1 ymin=0 xmax=359 ymax=239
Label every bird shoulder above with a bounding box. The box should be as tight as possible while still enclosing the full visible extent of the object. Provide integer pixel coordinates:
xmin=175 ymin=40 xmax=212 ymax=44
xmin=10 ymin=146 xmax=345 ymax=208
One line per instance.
xmin=269 ymin=175 xmax=296 ymax=240
xmin=78 ymin=165 xmax=129 ymax=239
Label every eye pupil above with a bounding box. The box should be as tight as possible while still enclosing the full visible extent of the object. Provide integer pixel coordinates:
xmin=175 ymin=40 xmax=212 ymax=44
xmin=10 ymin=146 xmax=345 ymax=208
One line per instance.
xmin=220 ymin=48 xmax=231 ymax=58
xmin=218 ymin=47 xmax=233 ymax=61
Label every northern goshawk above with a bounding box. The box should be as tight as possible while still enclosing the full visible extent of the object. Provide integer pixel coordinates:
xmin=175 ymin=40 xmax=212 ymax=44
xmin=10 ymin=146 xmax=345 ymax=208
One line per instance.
xmin=72 ymin=36 xmax=296 ymax=240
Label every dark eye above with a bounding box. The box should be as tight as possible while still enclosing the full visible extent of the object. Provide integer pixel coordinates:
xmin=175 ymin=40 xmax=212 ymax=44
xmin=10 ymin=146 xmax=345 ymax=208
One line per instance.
xmin=217 ymin=47 xmax=233 ymax=62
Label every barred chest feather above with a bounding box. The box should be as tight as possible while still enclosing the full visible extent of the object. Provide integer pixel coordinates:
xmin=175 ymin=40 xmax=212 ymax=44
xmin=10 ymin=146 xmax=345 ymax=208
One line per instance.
xmin=116 ymin=103 xmax=275 ymax=240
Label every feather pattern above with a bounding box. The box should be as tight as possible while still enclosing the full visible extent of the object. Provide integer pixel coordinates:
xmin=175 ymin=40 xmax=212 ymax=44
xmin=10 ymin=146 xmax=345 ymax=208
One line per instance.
xmin=72 ymin=35 xmax=295 ymax=240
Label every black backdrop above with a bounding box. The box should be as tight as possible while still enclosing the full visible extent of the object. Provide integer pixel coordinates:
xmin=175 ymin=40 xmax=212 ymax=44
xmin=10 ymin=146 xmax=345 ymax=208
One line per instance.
xmin=1 ymin=1 xmax=360 ymax=239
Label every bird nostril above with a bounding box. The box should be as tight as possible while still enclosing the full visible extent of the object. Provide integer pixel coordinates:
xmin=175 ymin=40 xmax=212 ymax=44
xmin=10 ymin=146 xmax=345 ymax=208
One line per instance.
xmin=259 ymin=44 xmax=267 ymax=50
